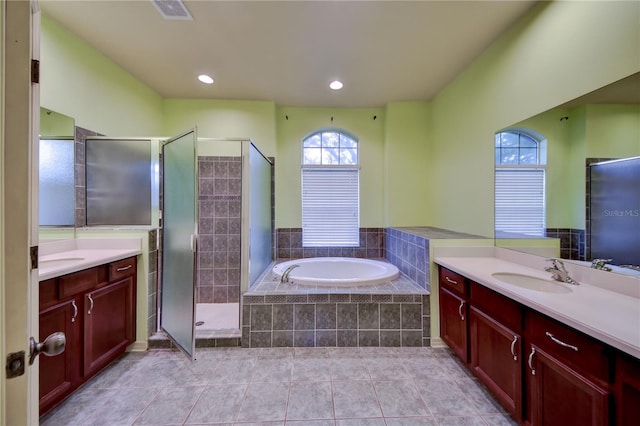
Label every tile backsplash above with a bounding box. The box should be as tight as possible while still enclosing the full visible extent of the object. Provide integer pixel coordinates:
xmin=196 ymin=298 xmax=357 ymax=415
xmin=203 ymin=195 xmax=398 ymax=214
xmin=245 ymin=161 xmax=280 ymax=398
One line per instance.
xmin=276 ymin=228 xmax=385 ymax=259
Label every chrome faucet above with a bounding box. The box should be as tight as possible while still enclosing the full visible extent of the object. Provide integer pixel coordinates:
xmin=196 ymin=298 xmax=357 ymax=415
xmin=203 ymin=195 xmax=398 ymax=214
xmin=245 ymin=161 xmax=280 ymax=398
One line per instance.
xmin=591 ymin=258 xmax=612 ymax=271
xmin=545 ymin=258 xmax=579 ymax=285
xmin=280 ymin=264 xmax=300 ymax=284
xmin=620 ymin=264 xmax=640 ymax=271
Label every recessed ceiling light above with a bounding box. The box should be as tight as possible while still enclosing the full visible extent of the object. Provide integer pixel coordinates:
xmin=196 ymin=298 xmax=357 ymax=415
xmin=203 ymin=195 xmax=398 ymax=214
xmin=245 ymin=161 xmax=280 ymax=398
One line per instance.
xmin=329 ymin=80 xmax=344 ymax=90
xmin=198 ymin=74 xmax=214 ymax=84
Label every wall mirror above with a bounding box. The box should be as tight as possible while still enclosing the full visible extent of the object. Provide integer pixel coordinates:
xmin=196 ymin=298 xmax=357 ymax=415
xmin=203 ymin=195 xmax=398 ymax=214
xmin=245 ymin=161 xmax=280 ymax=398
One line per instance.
xmin=495 ymin=72 xmax=640 ymax=275
xmin=39 ymin=107 xmax=76 ymax=241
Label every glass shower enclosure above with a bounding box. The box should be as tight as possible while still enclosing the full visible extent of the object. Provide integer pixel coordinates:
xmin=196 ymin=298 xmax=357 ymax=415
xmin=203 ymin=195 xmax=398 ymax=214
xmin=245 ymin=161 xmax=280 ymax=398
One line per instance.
xmin=161 ymin=137 xmax=273 ymax=359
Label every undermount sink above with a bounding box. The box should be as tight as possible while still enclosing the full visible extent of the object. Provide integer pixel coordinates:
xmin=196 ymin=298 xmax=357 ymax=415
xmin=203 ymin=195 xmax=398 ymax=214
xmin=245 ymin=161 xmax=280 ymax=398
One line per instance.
xmin=39 ymin=257 xmax=85 ymax=267
xmin=492 ymin=272 xmax=573 ymax=293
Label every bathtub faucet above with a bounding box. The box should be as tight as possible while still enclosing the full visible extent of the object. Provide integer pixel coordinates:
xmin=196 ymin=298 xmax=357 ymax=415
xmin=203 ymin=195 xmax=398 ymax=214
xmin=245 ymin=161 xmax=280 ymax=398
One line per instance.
xmin=280 ymin=264 xmax=300 ymax=284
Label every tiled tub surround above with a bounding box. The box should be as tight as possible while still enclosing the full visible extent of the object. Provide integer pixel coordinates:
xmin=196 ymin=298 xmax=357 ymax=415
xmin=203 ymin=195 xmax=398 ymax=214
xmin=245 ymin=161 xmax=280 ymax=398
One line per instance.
xmin=276 ymin=227 xmax=385 ymax=260
xmin=243 ymin=272 xmax=430 ymax=348
xmin=197 ymin=156 xmax=242 ymax=304
xmin=385 ymin=227 xmax=486 ymax=291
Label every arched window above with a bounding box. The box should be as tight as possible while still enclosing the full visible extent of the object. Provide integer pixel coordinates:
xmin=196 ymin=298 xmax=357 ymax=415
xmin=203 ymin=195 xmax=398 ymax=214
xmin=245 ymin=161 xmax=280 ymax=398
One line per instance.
xmin=301 ymin=129 xmax=359 ymax=247
xmin=495 ymin=129 xmax=546 ymax=237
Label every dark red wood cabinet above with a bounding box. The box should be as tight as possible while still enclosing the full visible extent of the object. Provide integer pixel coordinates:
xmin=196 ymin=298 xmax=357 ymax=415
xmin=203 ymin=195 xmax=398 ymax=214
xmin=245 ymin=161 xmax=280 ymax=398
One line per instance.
xmin=616 ymin=353 xmax=640 ymax=426
xmin=38 ymin=296 xmax=81 ymax=414
xmin=84 ymin=277 xmax=135 ymax=376
xmin=469 ymin=306 xmax=523 ymax=420
xmin=526 ymin=344 xmax=610 ymax=426
xmin=438 ymin=268 xmax=468 ymax=362
xmin=438 ymin=265 xmax=638 ymax=426
xmin=469 ymin=279 xmax=524 ymax=420
xmin=38 ymin=257 xmax=137 ymax=416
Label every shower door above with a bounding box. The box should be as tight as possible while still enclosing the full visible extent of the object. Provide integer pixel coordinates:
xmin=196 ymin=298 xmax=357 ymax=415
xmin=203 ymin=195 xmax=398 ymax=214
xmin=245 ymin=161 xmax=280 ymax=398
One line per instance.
xmin=161 ymin=129 xmax=198 ymax=359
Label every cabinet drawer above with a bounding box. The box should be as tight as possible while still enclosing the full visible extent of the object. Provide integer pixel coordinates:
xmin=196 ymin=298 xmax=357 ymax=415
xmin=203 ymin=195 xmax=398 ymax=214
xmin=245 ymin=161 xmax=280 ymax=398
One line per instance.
xmin=470 ymin=281 xmax=522 ymax=333
xmin=109 ymin=257 xmax=137 ymax=282
xmin=40 ymin=279 xmax=58 ymax=309
xmin=59 ymin=268 xmax=98 ymax=299
xmin=439 ymin=267 xmax=467 ymax=297
xmin=526 ymin=311 xmax=612 ymax=384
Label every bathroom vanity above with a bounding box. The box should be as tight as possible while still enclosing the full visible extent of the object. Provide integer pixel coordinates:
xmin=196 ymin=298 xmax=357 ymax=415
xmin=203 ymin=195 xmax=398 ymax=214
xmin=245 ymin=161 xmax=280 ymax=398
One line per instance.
xmin=435 ymin=256 xmax=640 ymax=426
xmin=38 ymin=239 xmax=141 ymax=416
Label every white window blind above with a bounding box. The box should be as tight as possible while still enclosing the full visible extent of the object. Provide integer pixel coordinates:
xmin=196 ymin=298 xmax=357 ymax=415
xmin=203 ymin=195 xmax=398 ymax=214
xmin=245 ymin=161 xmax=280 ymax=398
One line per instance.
xmin=302 ymin=168 xmax=359 ymax=247
xmin=495 ymin=168 xmax=545 ymax=237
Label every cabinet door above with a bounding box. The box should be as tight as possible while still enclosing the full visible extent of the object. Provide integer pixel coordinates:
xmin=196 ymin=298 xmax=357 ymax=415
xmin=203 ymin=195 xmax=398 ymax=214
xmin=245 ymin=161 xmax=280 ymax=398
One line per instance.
xmin=84 ymin=277 xmax=135 ymax=376
xmin=527 ymin=344 xmax=610 ymax=426
xmin=616 ymin=354 xmax=640 ymax=426
xmin=439 ymin=287 xmax=468 ymax=362
xmin=470 ymin=307 xmax=522 ymax=420
xmin=39 ymin=297 xmax=81 ymax=415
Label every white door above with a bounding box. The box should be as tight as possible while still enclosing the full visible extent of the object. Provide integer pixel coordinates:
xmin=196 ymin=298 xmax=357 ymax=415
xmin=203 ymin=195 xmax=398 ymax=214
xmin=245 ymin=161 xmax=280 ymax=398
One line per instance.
xmin=1 ymin=1 xmax=41 ymax=424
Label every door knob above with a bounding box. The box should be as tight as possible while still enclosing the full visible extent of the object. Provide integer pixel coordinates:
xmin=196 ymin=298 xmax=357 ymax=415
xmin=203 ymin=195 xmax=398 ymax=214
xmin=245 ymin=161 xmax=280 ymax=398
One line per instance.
xmin=29 ymin=332 xmax=66 ymax=365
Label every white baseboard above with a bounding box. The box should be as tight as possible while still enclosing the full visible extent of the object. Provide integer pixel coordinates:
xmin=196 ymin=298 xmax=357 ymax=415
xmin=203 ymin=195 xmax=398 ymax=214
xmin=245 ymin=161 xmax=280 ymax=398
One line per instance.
xmin=429 ymin=337 xmax=447 ymax=348
xmin=127 ymin=340 xmax=148 ymax=352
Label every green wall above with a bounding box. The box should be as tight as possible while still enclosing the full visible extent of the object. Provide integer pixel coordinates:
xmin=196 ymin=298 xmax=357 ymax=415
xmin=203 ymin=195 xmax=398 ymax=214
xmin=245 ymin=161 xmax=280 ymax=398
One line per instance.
xmin=163 ymin=99 xmax=277 ymax=157
xmin=40 ymin=15 xmax=164 ymax=136
xmin=39 ymin=0 xmax=640 ymax=236
xmin=275 ymin=106 xmax=385 ymax=228
xmin=585 ymin=104 xmax=640 ymax=158
xmin=429 ymin=1 xmax=640 ymax=238
xmin=384 ymin=102 xmax=431 ymax=226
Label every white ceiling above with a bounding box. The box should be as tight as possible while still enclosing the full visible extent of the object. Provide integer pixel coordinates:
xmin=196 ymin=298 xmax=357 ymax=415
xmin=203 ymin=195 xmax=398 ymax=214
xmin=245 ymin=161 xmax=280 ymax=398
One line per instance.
xmin=40 ymin=0 xmax=538 ymax=108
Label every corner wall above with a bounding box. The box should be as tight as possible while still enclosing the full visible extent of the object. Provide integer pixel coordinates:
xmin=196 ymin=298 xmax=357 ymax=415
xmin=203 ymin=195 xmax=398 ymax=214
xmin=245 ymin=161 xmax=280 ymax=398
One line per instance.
xmin=40 ymin=15 xmax=164 ymax=136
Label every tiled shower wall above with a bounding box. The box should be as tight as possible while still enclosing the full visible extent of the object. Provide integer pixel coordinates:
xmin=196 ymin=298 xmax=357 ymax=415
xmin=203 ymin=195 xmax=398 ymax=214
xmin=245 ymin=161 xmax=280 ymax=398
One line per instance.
xmin=276 ymin=228 xmax=385 ymax=259
xmin=74 ymin=126 xmax=101 ymax=227
xmin=147 ymin=229 xmax=159 ymax=336
xmin=197 ymin=156 xmax=242 ymax=304
xmin=544 ymin=228 xmax=585 ymax=260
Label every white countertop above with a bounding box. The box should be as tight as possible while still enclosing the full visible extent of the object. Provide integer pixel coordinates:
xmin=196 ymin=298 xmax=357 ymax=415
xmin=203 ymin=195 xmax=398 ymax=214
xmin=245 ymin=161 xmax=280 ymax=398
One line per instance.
xmin=434 ymin=256 xmax=640 ymax=359
xmin=39 ymin=238 xmax=142 ymax=281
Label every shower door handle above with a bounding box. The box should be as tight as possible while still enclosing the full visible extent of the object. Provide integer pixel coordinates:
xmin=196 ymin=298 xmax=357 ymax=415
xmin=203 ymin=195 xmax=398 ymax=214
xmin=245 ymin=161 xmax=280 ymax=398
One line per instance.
xmin=190 ymin=234 xmax=197 ymax=254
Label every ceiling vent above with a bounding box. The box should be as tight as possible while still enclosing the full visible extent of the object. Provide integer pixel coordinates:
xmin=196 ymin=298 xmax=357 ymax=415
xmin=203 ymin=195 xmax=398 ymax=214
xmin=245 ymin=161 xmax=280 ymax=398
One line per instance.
xmin=151 ymin=0 xmax=193 ymax=21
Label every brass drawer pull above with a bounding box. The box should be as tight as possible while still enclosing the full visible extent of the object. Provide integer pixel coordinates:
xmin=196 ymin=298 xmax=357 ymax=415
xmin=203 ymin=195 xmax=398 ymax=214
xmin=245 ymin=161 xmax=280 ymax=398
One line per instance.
xmin=546 ymin=332 xmax=579 ymax=352
xmin=445 ymin=276 xmax=458 ymax=285
xmin=116 ymin=265 xmax=132 ymax=272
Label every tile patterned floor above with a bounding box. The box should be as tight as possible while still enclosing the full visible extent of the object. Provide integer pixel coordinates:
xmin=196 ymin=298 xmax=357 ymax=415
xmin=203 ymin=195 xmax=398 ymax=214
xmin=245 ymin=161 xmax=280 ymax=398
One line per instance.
xmin=41 ymin=346 xmax=517 ymax=426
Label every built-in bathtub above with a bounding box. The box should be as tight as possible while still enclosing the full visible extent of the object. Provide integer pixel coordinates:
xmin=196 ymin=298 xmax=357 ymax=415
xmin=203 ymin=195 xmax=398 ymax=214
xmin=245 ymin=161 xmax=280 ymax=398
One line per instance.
xmin=272 ymin=257 xmax=400 ymax=287
xmin=243 ymin=257 xmax=430 ymax=348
